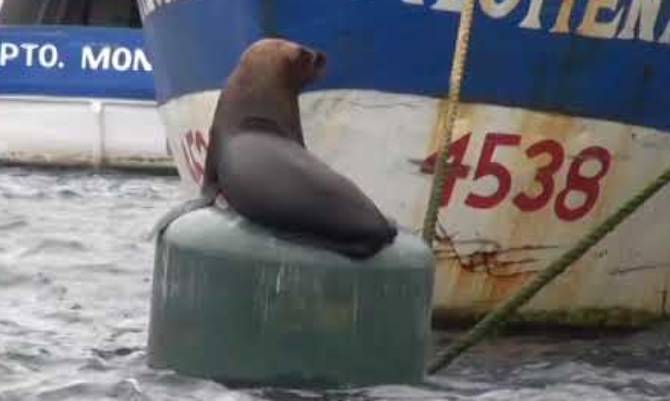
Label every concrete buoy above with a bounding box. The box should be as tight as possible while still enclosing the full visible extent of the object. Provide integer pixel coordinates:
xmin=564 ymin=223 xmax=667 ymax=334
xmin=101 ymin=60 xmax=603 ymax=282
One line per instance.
xmin=148 ymin=207 xmax=434 ymax=388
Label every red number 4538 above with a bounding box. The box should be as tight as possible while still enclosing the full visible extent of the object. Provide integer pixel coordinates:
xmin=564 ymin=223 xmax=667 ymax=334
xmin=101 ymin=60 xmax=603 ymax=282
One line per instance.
xmin=421 ymin=133 xmax=612 ymax=222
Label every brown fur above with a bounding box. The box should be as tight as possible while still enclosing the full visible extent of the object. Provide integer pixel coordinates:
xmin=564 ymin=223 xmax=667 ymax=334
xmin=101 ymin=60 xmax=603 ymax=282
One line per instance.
xmin=203 ymin=39 xmax=326 ymax=197
xmin=152 ymin=39 xmax=397 ymax=258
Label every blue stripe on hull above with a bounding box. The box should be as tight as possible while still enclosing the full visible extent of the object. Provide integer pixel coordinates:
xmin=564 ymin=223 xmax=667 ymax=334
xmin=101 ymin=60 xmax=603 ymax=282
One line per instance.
xmin=142 ymin=1 xmax=458 ymax=103
xmin=466 ymin=6 xmax=670 ymax=134
xmin=0 ymin=27 xmax=155 ymax=100
xmin=143 ymin=0 xmax=670 ymax=132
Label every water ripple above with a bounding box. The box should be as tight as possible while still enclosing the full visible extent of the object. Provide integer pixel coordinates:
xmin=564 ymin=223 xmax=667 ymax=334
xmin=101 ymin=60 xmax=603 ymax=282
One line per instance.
xmin=0 ymin=167 xmax=669 ymax=401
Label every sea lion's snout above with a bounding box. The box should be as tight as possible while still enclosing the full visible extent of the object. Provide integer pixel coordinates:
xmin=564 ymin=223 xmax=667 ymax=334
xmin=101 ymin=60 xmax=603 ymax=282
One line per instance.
xmin=312 ymin=51 xmax=326 ymax=73
xmin=295 ymin=47 xmax=327 ymax=85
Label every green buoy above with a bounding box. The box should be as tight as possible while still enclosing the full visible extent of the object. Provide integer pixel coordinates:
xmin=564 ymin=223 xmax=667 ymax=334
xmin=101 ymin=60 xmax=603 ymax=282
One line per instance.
xmin=148 ymin=207 xmax=434 ymax=388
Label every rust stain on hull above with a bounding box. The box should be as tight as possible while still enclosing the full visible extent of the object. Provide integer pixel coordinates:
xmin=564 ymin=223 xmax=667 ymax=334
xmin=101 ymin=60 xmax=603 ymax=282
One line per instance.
xmin=424 ymin=103 xmax=670 ymax=327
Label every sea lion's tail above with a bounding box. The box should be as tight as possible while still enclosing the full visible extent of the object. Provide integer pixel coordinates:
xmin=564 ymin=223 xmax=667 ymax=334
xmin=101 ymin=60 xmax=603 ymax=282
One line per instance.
xmin=144 ymin=197 xmax=214 ymax=240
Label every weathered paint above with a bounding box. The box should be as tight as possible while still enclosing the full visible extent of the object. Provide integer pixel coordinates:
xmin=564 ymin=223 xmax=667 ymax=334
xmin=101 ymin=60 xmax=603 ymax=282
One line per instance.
xmin=141 ymin=0 xmax=670 ymax=327
xmin=160 ymin=90 xmax=437 ymax=227
xmin=158 ymin=90 xmax=670 ymax=327
xmin=149 ymin=208 xmax=434 ymax=386
xmin=430 ymin=104 xmax=670 ymax=326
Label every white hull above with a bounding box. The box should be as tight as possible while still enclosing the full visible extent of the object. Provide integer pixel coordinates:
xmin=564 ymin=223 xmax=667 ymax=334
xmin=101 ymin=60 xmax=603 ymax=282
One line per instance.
xmin=0 ymin=95 xmax=171 ymax=170
xmin=159 ymin=89 xmax=670 ymax=327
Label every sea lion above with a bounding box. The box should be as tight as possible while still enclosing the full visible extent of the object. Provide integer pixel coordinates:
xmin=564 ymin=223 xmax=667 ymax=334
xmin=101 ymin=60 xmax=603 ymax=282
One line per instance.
xmin=150 ymin=38 xmax=397 ymax=258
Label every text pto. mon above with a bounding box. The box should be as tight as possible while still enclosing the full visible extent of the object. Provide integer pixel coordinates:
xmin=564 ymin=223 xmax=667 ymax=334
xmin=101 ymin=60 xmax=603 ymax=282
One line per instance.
xmin=0 ymin=42 xmax=63 ymax=68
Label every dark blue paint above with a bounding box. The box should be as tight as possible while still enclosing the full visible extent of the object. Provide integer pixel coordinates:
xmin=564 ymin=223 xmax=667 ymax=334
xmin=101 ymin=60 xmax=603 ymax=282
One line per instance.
xmin=142 ymin=0 xmax=670 ymax=132
xmin=463 ymin=4 xmax=670 ymax=134
xmin=142 ymin=0 xmax=458 ymax=103
xmin=0 ymin=26 xmax=155 ymax=100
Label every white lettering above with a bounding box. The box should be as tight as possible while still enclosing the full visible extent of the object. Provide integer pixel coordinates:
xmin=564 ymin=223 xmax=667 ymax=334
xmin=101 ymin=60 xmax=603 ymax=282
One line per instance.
xmin=38 ymin=44 xmax=58 ymax=68
xmin=577 ymin=0 xmax=625 ymax=39
xmin=432 ymin=0 xmax=462 ymax=11
xmin=112 ymin=47 xmax=132 ymax=71
xmin=19 ymin=43 xmax=39 ymax=66
xmin=139 ymin=0 xmax=182 ymax=19
xmin=403 ymin=0 xmax=670 ymax=45
xmin=132 ymin=49 xmax=153 ymax=72
xmin=432 ymin=0 xmax=462 ymax=12
xmin=137 ymin=0 xmax=153 ymax=19
xmin=617 ymin=0 xmax=661 ymax=42
xmin=82 ymin=46 xmax=153 ymax=72
xmin=401 ymin=0 xmax=462 ymax=12
xmin=659 ymin=18 xmax=670 ymax=44
xmin=550 ymin=0 xmax=576 ymax=33
xmin=479 ymin=0 xmax=521 ymax=19
xmin=82 ymin=46 xmax=111 ymax=70
xmin=0 ymin=42 xmax=18 ymax=66
xmin=519 ymin=0 xmax=544 ymax=30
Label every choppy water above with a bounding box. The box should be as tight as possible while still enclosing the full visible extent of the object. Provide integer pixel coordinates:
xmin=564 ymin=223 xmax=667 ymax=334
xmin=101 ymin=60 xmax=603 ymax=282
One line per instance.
xmin=1 ymin=167 xmax=669 ymax=401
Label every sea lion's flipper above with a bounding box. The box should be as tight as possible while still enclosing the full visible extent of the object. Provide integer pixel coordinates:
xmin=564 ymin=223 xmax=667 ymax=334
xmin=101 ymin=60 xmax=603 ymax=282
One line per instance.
xmin=271 ymin=229 xmax=388 ymax=259
xmin=145 ymin=196 xmax=214 ymax=240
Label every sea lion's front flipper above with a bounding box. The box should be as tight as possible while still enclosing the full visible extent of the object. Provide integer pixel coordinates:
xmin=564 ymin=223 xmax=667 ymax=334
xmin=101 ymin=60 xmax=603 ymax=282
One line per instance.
xmin=145 ymin=196 xmax=214 ymax=240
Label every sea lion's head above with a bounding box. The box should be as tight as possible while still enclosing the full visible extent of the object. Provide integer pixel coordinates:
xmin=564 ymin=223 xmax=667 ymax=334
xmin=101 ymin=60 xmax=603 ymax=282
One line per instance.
xmin=215 ymin=38 xmax=325 ymax=146
xmin=236 ymin=38 xmax=327 ymax=91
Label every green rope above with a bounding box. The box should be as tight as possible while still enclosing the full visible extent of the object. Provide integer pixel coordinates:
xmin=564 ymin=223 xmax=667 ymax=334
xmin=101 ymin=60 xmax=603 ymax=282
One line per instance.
xmin=427 ymin=165 xmax=670 ymax=374
xmin=421 ymin=0 xmax=476 ymax=244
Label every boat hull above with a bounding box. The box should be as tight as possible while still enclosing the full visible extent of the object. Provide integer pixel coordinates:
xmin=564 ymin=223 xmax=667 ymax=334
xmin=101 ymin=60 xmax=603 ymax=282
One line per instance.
xmin=140 ymin=0 xmax=670 ymax=326
xmin=0 ymin=26 xmax=170 ymax=169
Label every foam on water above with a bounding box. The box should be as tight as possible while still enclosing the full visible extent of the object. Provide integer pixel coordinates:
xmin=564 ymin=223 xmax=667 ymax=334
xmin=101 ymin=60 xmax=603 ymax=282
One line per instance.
xmin=0 ymin=167 xmax=669 ymax=401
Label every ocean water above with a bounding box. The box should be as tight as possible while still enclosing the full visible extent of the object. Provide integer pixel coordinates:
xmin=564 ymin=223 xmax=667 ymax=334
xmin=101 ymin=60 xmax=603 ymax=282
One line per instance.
xmin=1 ymin=167 xmax=669 ymax=401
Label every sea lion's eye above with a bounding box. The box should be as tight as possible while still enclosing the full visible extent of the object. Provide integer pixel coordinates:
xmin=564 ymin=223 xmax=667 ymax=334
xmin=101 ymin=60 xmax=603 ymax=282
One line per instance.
xmin=313 ymin=52 xmax=326 ymax=71
xmin=296 ymin=48 xmax=313 ymax=67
